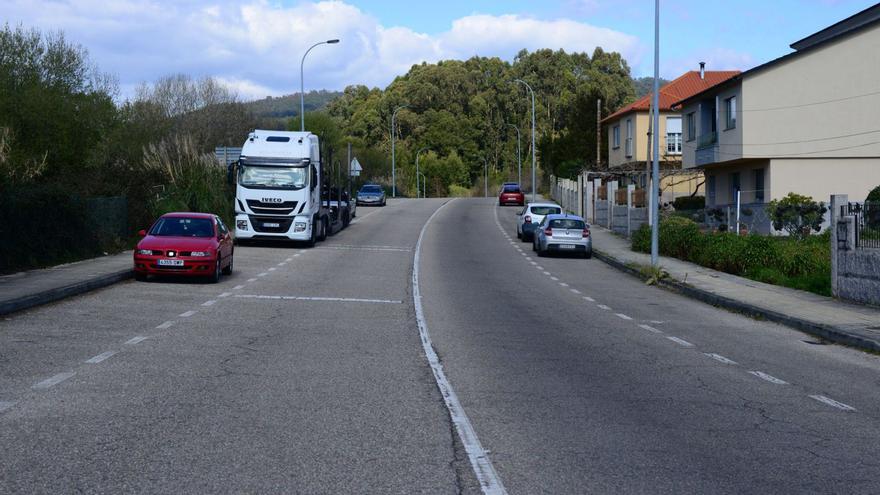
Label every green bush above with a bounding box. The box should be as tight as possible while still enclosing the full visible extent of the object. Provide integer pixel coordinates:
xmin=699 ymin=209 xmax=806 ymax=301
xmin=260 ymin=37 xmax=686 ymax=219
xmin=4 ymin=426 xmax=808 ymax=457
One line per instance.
xmin=630 ymin=216 xmax=831 ymax=296
xmin=866 ymin=185 xmax=880 ymax=203
xmin=673 ymin=195 xmax=705 ymax=211
xmin=767 ymin=192 xmax=827 ymax=240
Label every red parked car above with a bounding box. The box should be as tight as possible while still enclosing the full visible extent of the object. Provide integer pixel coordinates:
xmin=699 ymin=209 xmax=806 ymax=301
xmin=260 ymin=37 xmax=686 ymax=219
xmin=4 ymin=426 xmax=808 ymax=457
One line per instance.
xmin=498 ymin=184 xmax=525 ymax=206
xmin=134 ymin=213 xmax=234 ymax=283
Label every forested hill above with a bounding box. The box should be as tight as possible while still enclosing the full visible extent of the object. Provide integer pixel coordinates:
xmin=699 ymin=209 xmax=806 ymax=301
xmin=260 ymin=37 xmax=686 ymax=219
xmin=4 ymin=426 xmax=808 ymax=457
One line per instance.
xmin=245 ymin=90 xmax=342 ymax=120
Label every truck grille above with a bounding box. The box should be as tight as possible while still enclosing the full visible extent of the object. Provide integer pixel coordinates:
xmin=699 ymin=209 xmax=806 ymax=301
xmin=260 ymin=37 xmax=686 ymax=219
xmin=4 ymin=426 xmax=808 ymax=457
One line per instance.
xmin=249 ymin=216 xmax=294 ymax=233
xmin=246 ymin=200 xmax=298 ymax=215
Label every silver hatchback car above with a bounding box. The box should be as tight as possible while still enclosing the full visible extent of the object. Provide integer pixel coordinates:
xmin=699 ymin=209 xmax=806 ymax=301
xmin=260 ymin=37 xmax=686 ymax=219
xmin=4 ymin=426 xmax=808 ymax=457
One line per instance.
xmin=516 ymin=202 xmax=562 ymax=241
xmin=533 ymin=213 xmax=592 ymax=258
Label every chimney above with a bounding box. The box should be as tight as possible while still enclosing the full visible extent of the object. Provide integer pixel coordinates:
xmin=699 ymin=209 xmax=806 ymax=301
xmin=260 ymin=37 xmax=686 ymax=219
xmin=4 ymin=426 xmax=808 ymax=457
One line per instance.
xmin=699 ymin=62 xmax=706 ymax=79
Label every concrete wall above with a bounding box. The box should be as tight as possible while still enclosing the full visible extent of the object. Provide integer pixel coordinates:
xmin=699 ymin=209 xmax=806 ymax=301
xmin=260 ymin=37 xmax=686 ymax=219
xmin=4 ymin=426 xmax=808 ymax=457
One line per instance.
xmin=595 ymin=200 xmax=610 ymax=226
xmin=612 ymin=205 xmax=629 ymax=236
xmin=769 ymin=158 xmax=880 ymax=203
xmin=837 ymin=248 xmax=880 ymax=306
xmin=630 ymin=207 xmax=648 ymax=232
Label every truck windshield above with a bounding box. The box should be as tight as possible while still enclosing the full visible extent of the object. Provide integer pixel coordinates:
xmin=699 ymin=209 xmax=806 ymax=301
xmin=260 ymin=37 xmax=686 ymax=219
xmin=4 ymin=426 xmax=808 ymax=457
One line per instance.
xmin=239 ymin=164 xmax=307 ymax=190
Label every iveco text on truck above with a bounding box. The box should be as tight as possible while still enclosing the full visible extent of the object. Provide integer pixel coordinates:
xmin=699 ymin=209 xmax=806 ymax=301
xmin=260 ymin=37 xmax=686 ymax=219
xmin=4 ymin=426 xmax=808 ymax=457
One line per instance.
xmin=228 ymin=130 xmax=329 ymax=246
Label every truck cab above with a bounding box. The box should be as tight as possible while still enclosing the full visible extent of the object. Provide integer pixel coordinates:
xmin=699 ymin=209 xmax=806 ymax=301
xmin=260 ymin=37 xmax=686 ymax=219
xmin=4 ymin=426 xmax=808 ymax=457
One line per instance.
xmin=230 ymin=130 xmax=328 ymax=245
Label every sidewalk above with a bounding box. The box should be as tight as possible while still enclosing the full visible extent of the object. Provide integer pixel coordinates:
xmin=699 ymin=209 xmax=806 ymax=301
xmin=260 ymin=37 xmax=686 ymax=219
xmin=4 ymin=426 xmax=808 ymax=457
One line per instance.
xmin=590 ymin=227 xmax=880 ymax=353
xmin=0 ymin=252 xmax=133 ymax=316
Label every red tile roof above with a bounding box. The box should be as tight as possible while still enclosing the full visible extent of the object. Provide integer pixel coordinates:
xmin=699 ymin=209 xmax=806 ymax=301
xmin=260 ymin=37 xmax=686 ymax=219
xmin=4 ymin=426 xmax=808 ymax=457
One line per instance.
xmin=602 ymin=71 xmax=740 ymax=124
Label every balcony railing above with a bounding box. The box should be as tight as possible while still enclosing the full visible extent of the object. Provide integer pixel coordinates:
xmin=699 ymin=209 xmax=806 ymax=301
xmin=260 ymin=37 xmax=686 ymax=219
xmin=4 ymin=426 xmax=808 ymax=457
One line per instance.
xmin=697 ymin=131 xmax=717 ymax=149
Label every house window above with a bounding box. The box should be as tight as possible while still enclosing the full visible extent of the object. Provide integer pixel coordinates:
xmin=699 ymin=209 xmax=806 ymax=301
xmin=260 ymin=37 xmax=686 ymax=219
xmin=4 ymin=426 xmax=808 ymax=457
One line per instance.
xmin=612 ymin=125 xmax=620 ymax=149
xmin=625 ymin=119 xmax=633 ymax=158
xmin=725 ymin=96 xmax=737 ymax=130
xmin=686 ymin=112 xmax=696 ymax=142
xmin=707 ymin=175 xmax=716 ymax=205
xmin=754 ymin=168 xmax=765 ymax=202
xmin=666 ymin=116 xmax=682 ymax=154
xmin=730 ymin=172 xmax=741 ymax=203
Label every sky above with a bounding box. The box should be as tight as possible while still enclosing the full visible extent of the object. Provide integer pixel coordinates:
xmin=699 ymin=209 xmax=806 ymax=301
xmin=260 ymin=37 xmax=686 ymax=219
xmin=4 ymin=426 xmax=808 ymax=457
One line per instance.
xmin=3 ymin=0 xmax=877 ymax=100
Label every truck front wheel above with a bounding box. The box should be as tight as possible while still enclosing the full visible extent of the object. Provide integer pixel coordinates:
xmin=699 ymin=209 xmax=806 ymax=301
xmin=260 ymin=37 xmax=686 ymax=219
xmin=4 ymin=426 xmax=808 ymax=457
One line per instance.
xmin=317 ymin=217 xmax=328 ymax=241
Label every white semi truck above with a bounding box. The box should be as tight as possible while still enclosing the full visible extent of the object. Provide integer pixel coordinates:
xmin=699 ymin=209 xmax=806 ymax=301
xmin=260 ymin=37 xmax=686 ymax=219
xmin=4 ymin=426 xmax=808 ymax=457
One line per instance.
xmin=229 ymin=130 xmax=330 ymax=246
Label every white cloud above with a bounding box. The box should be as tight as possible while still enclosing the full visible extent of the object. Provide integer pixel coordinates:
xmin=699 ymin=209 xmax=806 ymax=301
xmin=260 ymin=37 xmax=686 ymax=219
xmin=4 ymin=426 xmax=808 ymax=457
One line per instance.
xmin=2 ymin=0 xmax=643 ymax=100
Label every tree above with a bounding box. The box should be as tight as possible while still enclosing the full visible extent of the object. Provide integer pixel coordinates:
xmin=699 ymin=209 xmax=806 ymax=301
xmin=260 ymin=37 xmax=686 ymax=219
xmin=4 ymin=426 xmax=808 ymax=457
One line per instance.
xmin=767 ymin=193 xmax=828 ymax=239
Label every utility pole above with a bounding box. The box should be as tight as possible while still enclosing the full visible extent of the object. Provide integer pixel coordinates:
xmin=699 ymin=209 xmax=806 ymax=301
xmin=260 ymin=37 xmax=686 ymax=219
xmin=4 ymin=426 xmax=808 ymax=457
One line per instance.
xmin=513 ymin=79 xmax=537 ymax=201
xmin=650 ymin=0 xmax=661 ymax=266
xmin=646 ymin=102 xmax=653 ymax=226
xmin=596 ymin=98 xmax=601 ymax=169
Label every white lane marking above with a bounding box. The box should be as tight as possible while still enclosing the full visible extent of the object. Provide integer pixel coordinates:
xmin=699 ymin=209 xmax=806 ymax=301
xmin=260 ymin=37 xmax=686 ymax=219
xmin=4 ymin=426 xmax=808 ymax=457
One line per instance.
xmin=179 ymin=310 xmax=196 ymax=317
xmin=202 ymin=300 xmax=217 ymax=306
xmin=430 ymin=200 xmax=507 ymax=494
xmin=294 ymin=254 xmax=302 ymax=257
xmin=559 ymin=282 xmax=568 ymax=287
xmin=520 ymin=253 xmax=526 ymax=257
xmin=233 ymin=285 xmax=245 ymax=290
xmin=649 ymin=320 xmax=664 ymax=324
xmin=268 ymin=267 xmax=277 ymax=271
xmin=218 ymin=292 xmax=232 ymax=298
xmin=570 ymin=288 xmax=581 ymax=294
xmin=156 ymin=321 xmax=175 ymax=329
xmin=247 ymin=278 xmax=258 ymax=282
xmin=277 ymin=262 xmax=286 ymax=266
xmin=525 ymin=257 xmax=532 ymax=261
xmin=583 ymin=296 xmax=595 ymax=302
xmin=809 ymin=394 xmax=856 ymax=412
xmin=666 ymin=336 xmax=695 ymax=347
xmin=638 ymin=324 xmax=662 ymax=334
xmin=536 ymin=266 xmax=544 ymax=270
xmin=0 ymin=401 xmax=16 ymax=413
xmin=597 ymin=304 xmax=611 ymax=310
xmin=615 ymin=313 xmax=633 ymax=320
xmin=748 ymin=371 xmax=788 ymax=385
xmin=543 ymin=271 xmax=551 ymax=275
xmin=286 ymin=258 xmax=293 ymax=262
xmin=349 ymin=207 xmax=384 ymax=224
xmin=529 ymin=261 xmax=537 ymax=266
xmin=258 ymin=272 xmax=268 ymax=277
xmin=234 ymin=294 xmax=402 ymax=304
xmin=85 ymin=350 xmax=118 ymax=364
xmin=704 ymin=353 xmax=738 ymax=365
xmin=32 ymin=372 xmax=76 ymax=389
xmin=550 ymin=276 xmax=559 ymax=281
xmin=125 ymin=336 xmax=148 ymax=345
xmin=319 ymin=246 xmax=412 ymax=252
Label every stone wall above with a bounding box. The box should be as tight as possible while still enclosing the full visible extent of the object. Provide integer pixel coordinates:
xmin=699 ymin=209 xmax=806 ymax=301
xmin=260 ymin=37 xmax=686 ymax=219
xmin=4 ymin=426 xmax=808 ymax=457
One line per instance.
xmin=837 ymin=248 xmax=880 ymax=306
xmin=595 ymin=200 xmax=609 ymax=227
xmin=630 ymin=207 xmax=648 ymax=232
xmin=612 ymin=205 xmax=628 ymax=236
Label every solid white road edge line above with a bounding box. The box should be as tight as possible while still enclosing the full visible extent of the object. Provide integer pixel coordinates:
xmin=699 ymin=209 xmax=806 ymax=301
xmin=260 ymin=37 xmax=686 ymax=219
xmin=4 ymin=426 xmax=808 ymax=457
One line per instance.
xmin=85 ymin=350 xmax=118 ymax=364
xmin=809 ymin=394 xmax=856 ymax=411
xmin=32 ymin=372 xmax=76 ymax=389
xmin=419 ymin=199 xmax=507 ymax=495
xmin=749 ymin=370 xmax=788 ymax=385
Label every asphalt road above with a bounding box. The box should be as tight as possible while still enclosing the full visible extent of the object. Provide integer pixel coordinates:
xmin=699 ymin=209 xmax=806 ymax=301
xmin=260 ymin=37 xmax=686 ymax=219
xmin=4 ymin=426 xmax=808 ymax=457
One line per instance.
xmin=2 ymin=198 xmax=880 ymax=494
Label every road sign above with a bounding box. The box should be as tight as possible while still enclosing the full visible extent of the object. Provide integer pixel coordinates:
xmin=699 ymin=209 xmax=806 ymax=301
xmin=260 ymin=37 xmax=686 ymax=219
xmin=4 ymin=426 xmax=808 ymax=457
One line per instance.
xmin=350 ymin=158 xmax=362 ymax=177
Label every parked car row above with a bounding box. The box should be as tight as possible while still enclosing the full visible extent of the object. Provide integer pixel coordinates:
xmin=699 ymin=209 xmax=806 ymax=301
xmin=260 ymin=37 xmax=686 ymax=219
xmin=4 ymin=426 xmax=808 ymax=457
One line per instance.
xmin=512 ymin=200 xmax=592 ymax=259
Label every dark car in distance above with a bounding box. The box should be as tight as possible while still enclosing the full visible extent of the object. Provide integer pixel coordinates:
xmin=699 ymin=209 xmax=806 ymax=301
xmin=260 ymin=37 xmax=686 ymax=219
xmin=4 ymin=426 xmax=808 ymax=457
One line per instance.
xmin=357 ymin=184 xmax=386 ymax=206
xmin=498 ymin=184 xmax=525 ymax=206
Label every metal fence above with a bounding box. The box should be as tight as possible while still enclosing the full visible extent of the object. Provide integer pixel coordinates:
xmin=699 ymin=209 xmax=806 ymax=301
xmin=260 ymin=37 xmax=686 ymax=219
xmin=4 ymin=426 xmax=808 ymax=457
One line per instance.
xmin=842 ymin=202 xmax=880 ymax=248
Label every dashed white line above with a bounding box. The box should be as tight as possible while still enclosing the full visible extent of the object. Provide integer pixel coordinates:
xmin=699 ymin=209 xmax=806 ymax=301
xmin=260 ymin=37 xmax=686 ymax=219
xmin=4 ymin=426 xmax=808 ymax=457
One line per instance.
xmin=666 ymin=336 xmax=695 ymax=347
xmin=597 ymin=304 xmax=611 ymax=310
xmin=268 ymin=267 xmax=277 ymax=271
xmin=218 ymin=292 xmax=232 ymax=298
xmin=155 ymin=321 xmax=175 ymax=329
xmin=809 ymin=394 xmax=856 ymax=411
xmin=570 ymin=288 xmax=581 ymax=294
xmin=286 ymin=258 xmax=293 ymax=262
xmin=748 ymin=371 xmax=788 ymax=385
xmin=247 ymin=278 xmax=258 ymax=282
xmin=615 ymin=313 xmax=633 ymax=320
xmin=32 ymin=372 xmax=76 ymax=389
xmin=525 ymin=257 xmax=532 ymax=261
xmin=559 ymin=282 xmax=568 ymax=287
xmin=0 ymin=401 xmax=16 ymax=413
xmin=85 ymin=350 xmax=118 ymax=364
xmin=638 ymin=324 xmax=662 ymax=333
xmin=704 ymin=353 xmax=738 ymax=365
xmin=583 ymin=296 xmax=595 ymax=302
xmin=125 ymin=336 xmax=148 ymax=345
xmin=233 ymin=285 xmax=245 ymax=290
xmin=529 ymin=261 xmax=537 ymax=265
xmin=543 ymin=271 xmax=551 ymax=275
xmin=179 ymin=310 xmax=196 ymax=317
xmin=277 ymin=262 xmax=286 ymax=266
xmin=550 ymin=276 xmax=559 ymax=281
xmin=535 ymin=266 xmax=544 ymax=270
xmin=258 ymin=272 xmax=268 ymax=277
xmin=202 ymin=300 xmax=217 ymax=307
xmin=294 ymin=253 xmax=302 ymax=257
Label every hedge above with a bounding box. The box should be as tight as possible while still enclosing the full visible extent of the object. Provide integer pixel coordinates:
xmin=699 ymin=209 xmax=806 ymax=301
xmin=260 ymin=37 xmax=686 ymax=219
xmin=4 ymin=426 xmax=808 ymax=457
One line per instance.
xmin=632 ymin=217 xmax=831 ymax=296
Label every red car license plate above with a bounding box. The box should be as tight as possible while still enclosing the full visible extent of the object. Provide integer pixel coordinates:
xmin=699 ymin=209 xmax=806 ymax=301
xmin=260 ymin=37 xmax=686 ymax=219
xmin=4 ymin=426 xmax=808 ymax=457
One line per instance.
xmin=158 ymin=259 xmax=184 ymax=266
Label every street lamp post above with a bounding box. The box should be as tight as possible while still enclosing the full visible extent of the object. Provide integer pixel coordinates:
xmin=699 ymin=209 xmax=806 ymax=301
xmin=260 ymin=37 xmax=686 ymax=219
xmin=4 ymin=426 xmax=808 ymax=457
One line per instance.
xmin=513 ymin=79 xmax=537 ymax=201
xmin=483 ymin=157 xmax=489 ymax=198
xmin=391 ymin=104 xmax=409 ymax=198
xmin=506 ymin=123 xmax=522 ymax=186
xmin=651 ymin=0 xmax=660 ymax=266
xmin=419 ymin=173 xmax=427 ymax=198
xmin=415 ymin=147 xmax=429 ymax=198
xmin=300 ymin=39 xmax=340 ymax=131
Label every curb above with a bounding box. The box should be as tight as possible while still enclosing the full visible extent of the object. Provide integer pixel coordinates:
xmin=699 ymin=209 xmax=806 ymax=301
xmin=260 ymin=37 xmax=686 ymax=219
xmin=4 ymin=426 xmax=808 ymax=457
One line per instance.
xmin=593 ymin=249 xmax=880 ymax=354
xmin=0 ymin=269 xmax=133 ymax=317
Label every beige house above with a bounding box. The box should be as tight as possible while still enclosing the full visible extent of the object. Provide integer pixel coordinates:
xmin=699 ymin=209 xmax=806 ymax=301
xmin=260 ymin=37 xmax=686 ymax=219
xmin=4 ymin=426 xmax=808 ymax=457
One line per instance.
xmin=602 ymin=69 xmax=739 ymax=203
xmin=676 ymin=4 xmax=880 ymax=212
